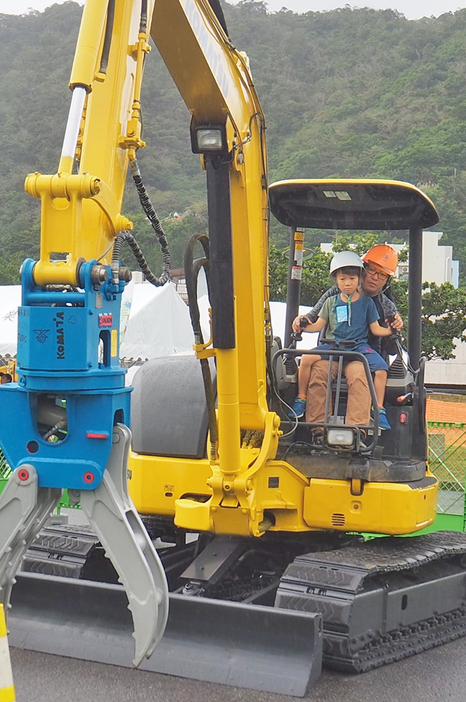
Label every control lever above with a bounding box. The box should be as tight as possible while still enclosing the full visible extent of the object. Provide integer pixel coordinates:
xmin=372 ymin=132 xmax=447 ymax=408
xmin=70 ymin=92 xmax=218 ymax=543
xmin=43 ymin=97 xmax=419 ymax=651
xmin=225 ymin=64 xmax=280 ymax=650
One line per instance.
xmin=289 ymin=316 xmax=310 ymax=345
xmin=396 ymin=392 xmax=413 ymax=405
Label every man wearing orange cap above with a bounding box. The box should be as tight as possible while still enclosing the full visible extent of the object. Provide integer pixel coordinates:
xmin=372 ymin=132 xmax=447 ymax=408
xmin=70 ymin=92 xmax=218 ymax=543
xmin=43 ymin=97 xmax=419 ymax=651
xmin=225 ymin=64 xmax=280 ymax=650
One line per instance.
xmin=291 ymin=244 xmax=402 ymax=428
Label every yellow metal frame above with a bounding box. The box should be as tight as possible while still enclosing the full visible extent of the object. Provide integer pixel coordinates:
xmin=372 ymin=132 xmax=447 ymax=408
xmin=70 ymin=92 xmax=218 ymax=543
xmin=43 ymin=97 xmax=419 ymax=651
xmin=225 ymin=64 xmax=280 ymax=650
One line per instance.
xmin=130 ymin=449 xmax=438 ymax=537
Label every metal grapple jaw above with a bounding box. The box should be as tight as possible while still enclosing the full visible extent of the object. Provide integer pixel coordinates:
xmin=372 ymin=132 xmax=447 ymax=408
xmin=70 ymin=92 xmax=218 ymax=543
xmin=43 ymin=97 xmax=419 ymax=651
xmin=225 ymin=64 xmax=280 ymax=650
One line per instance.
xmin=0 ymin=424 xmax=168 ymax=666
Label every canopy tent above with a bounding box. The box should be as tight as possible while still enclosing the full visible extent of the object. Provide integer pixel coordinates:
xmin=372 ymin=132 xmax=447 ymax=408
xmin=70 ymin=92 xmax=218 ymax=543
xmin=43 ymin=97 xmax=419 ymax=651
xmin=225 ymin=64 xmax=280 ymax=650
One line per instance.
xmin=120 ymin=280 xmax=194 ymax=360
xmin=0 ymin=286 xmax=21 ymax=357
xmin=269 ymin=301 xmax=318 ymax=350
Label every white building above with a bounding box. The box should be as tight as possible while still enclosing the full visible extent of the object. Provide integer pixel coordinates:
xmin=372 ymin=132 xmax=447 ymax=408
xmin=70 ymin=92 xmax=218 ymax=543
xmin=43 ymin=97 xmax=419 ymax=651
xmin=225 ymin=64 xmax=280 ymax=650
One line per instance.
xmin=425 ymin=339 xmax=466 ymax=386
xmin=392 ymin=231 xmax=458 ymax=288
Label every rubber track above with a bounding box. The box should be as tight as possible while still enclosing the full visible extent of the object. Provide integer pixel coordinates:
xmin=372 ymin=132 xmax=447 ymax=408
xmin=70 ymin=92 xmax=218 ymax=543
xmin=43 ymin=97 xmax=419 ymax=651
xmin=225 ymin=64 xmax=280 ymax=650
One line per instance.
xmin=276 ymin=531 xmax=466 ymax=672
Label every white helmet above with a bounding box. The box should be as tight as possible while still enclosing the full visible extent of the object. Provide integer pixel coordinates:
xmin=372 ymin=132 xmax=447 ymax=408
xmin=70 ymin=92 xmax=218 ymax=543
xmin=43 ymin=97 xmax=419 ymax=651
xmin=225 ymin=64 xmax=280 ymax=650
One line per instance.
xmin=329 ymin=250 xmax=364 ymax=276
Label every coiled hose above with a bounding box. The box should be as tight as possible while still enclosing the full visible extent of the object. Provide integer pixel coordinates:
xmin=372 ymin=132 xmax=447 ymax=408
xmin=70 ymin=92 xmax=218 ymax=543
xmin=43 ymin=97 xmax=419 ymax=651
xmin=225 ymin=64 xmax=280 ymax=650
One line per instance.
xmin=112 ymin=158 xmax=170 ymax=286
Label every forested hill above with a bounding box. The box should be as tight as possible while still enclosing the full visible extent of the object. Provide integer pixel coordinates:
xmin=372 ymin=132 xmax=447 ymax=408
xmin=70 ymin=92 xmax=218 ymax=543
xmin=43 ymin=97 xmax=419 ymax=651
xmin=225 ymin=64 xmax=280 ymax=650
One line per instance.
xmin=1 ymin=1 xmax=466 ymax=281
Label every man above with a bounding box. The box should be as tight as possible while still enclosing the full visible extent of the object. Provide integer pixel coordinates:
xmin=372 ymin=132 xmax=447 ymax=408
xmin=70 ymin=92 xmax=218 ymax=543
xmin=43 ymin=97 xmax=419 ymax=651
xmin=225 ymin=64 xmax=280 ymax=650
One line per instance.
xmin=291 ymin=244 xmax=402 ymax=427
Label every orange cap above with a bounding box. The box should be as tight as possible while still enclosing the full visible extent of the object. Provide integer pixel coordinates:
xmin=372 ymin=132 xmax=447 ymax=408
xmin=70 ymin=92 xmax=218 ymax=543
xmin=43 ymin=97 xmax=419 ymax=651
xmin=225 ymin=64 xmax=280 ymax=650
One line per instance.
xmin=362 ymin=244 xmax=398 ymax=276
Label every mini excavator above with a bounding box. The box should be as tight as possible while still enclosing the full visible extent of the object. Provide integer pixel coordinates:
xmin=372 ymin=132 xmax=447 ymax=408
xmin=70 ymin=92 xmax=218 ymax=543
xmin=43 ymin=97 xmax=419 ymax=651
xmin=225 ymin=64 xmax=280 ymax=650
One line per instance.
xmin=2 ymin=0 xmax=466 ymax=697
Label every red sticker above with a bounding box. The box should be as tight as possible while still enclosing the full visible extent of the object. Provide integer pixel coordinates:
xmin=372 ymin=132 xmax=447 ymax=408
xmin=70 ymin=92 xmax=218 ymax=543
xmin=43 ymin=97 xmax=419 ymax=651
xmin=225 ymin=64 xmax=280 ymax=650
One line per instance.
xmin=98 ymin=314 xmax=113 ymax=327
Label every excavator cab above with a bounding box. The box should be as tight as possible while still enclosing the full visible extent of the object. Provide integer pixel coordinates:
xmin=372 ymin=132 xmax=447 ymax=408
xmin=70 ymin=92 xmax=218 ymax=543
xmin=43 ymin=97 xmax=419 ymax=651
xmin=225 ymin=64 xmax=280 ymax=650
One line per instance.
xmin=269 ymin=178 xmax=439 ymax=470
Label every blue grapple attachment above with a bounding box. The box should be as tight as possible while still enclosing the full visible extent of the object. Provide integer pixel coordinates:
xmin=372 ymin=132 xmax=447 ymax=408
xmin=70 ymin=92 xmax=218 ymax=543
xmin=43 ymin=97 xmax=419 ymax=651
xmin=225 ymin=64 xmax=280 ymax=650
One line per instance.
xmin=0 ymin=258 xmax=168 ymax=666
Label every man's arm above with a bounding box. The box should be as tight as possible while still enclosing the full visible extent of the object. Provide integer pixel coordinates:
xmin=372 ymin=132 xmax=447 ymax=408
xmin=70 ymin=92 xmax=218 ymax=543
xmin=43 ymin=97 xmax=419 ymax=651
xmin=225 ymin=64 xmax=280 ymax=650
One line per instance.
xmin=379 ymin=292 xmax=403 ymax=331
xmin=306 ymin=286 xmax=339 ymax=323
xmin=291 ymin=285 xmax=338 ymax=332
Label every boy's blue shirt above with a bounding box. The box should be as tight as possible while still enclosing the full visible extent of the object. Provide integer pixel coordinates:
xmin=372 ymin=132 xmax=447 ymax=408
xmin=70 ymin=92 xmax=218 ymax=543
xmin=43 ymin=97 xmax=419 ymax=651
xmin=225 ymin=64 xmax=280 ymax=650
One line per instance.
xmin=319 ymin=294 xmax=380 ymax=345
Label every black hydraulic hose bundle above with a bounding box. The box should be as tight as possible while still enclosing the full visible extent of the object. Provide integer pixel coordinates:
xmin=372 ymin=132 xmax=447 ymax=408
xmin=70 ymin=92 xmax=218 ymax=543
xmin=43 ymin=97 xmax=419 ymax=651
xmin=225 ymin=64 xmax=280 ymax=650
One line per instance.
xmin=184 ymin=233 xmax=211 ymax=343
xmin=112 ymin=229 xmax=168 ymax=286
xmin=130 ymin=158 xmax=171 ymax=285
xmin=184 ymin=233 xmax=218 ymax=459
xmin=139 ymin=0 xmax=148 ymax=34
xmin=112 ymin=158 xmax=171 ymax=286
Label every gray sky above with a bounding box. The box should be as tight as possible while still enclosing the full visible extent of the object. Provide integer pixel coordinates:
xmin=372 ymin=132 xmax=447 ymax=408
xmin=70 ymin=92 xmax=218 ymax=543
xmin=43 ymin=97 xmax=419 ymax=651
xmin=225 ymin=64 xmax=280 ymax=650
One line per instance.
xmin=0 ymin=0 xmax=464 ymax=21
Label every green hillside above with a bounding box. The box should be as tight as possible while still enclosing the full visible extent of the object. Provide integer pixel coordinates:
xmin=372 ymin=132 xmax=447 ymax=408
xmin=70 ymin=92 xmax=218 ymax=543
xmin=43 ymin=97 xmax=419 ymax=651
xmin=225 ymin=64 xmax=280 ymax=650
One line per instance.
xmin=1 ymin=1 xmax=466 ymax=280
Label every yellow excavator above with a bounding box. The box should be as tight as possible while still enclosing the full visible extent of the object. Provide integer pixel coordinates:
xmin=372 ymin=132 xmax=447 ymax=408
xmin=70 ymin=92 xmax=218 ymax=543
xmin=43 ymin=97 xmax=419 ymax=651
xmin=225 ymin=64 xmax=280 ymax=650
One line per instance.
xmin=2 ymin=0 xmax=466 ymax=697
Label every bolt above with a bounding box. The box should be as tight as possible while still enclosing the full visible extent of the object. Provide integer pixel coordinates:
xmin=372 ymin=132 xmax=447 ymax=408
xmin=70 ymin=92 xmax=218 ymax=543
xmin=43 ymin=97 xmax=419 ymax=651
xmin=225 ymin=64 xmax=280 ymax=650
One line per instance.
xmin=90 ymin=265 xmax=108 ymax=286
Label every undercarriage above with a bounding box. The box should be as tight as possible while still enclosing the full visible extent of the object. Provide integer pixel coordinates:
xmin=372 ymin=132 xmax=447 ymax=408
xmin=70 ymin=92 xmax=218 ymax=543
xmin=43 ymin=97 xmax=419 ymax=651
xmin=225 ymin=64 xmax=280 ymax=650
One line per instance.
xmin=13 ymin=521 xmax=466 ymax=695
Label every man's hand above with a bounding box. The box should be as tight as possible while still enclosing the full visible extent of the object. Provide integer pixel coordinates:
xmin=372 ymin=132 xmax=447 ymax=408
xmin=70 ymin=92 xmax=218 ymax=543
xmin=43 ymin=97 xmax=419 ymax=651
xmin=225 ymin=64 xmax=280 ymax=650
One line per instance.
xmin=292 ymin=315 xmax=309 ymax=333
xmin=387 ymin=312 xmax=403 ymax=331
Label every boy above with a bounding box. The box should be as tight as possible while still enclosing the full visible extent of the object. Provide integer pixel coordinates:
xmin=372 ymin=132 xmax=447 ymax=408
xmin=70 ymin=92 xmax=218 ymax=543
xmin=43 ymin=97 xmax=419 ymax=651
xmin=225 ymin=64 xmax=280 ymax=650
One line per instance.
xmin=288 ymin=251 xmax=394 ymax=430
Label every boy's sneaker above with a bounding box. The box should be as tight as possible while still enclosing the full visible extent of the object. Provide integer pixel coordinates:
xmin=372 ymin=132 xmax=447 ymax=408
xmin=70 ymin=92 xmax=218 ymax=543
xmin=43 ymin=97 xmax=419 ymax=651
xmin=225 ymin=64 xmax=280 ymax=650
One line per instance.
xmin=287 ymin=397 xmax=306 ymax=419
xmin=373 ymin=407 xmax=391 ymax=431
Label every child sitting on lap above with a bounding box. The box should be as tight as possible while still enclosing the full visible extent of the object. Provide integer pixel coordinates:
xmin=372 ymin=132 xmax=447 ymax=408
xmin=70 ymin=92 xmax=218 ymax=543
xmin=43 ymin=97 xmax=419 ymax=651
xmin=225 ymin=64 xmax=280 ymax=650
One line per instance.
xmin=288 ymin=251 xmax=394 ymax=430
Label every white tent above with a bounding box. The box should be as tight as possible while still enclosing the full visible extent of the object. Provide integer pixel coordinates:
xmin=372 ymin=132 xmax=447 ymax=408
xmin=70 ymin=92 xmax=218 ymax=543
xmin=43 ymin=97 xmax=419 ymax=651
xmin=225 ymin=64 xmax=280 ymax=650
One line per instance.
xmin=269 ymin=301 xmax=319 ymax=350
xmin=0 ymin=286 xmax=21 ymax=356
xmin=120 ymin=280 xmax=194 ymax=360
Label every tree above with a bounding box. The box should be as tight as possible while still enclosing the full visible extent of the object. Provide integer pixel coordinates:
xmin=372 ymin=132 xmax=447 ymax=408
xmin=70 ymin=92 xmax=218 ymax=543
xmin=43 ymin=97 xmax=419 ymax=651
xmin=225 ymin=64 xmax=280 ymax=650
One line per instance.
xmin=0 ymin=253 xmax=23 ymax=285
xmin=391 ymin=280 xmax=466 ymax=360
xmin=268 ymin=244 xmax=331 ymax=305
xmin=331 ymin=232 xmax=379 ymax=256
xmin=268 ymin=244 xmax=288 ymax=301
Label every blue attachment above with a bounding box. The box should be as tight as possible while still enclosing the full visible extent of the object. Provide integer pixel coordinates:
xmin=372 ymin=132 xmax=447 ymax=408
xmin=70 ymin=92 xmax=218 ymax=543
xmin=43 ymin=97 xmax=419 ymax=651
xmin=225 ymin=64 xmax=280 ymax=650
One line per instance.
xmin=0 ymin=259 xmax=131 ymax=490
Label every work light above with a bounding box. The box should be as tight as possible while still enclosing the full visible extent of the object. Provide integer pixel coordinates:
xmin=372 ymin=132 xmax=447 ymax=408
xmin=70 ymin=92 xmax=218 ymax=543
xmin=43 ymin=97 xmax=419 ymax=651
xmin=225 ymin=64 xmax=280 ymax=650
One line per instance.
xmin=191 ymin=124 xmax=227 ymax=153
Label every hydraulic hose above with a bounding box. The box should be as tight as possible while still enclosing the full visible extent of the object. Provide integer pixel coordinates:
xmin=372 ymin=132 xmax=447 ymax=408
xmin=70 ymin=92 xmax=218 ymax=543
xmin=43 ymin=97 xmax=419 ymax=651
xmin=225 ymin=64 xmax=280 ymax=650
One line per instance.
xmin=184 ymin=233 xmax=218 ymax=460
xmin=111 ymin=158 xmax=171 ymax=286
xmin=184 ymin=233 xmax=211 ymax=343
xmin=130 ymin=159 xmax=171 ymax=283
xmin=112 ymin=230 xmax=167 ymax=285
xmin=139 ymin=0 xmax=148 ymax=33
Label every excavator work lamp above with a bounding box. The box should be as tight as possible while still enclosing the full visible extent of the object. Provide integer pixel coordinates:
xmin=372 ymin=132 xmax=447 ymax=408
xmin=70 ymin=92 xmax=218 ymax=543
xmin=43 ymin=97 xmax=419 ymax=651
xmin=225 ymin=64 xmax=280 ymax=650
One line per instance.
xmin=191 ymin=124 xmax=227 ymax=153
xmin=326 ymin=428 xmax=355 ymax=447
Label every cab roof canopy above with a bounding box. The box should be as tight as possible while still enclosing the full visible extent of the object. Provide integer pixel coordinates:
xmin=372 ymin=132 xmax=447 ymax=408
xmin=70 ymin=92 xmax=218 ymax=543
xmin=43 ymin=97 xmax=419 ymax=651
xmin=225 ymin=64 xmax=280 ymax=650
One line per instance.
xmin=268 ymin=179 xmax=439 ymax=231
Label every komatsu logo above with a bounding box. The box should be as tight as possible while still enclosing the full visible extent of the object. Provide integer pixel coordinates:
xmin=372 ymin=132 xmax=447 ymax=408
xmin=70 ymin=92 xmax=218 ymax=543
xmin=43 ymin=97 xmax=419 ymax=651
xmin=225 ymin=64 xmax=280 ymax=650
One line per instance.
xmin=33 ymin=329 xmax=49 ymax=344
xmin=182 ymin=0 xmax=229 ymax=99
xmin=54 ymin=311 xmax=65 ymax=360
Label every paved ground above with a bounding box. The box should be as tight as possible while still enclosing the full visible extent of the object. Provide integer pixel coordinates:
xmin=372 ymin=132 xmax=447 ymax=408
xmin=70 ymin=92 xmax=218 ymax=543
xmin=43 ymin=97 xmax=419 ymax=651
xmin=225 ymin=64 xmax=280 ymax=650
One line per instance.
xmin=11 ymin=635 xmax=466 ymax=702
